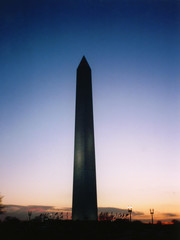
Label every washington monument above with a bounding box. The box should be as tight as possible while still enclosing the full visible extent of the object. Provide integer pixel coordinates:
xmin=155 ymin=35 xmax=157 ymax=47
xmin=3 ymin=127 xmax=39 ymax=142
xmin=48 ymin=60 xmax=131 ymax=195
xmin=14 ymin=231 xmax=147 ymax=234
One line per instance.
xmin=72 ymin=56 xmax=98 ymax=220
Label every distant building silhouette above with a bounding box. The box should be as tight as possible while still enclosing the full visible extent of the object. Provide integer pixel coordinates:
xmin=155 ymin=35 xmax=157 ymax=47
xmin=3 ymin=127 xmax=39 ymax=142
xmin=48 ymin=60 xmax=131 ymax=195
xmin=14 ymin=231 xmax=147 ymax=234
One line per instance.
xmin=72 ymin=56 xmax=98 ymax=220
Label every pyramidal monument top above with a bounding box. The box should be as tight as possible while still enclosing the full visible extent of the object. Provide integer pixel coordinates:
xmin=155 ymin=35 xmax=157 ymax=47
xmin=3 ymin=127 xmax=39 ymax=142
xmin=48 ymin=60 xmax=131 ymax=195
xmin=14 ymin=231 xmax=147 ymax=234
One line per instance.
xmin=78 ymin=56 xmax=91 ymax=69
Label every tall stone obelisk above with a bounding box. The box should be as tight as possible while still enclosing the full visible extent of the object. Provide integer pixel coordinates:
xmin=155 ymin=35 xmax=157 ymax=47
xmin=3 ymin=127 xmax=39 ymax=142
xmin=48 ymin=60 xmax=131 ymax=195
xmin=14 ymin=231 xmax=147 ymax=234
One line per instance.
xmin=72 ymin=56 xmax=98 ymax=221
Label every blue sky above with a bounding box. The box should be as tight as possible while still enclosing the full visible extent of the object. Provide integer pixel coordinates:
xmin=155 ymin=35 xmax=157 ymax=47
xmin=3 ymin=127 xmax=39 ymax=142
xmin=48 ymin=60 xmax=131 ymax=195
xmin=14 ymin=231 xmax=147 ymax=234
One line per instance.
xmin=0 ymin=0 xmax=180 ymax=221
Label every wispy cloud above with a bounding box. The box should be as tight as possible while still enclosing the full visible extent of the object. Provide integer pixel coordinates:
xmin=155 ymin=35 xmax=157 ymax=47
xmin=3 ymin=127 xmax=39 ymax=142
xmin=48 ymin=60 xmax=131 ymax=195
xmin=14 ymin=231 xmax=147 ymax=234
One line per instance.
xmin=2 ymin=205 xmax=56 ymax=220
xmin=98 ymin=207 xmax=144 ymax=216
xmin=61 ymin=207 xmax=145 ymax=216
xmin=162 ymin=213 xmax=178 ymax=218
xmin=2 ymin=205 xmax=145 ymax=220
xmin=1 ymin=205 xmax=179 ymax=222
xmin=7 ymin=205 xmax=54 ymax=212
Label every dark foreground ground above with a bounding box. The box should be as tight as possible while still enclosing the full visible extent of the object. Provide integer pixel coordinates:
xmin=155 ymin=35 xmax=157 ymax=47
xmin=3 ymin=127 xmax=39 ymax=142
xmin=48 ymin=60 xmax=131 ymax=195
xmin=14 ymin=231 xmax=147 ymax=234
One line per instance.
xmin=0 ymin=220 xmax=179 ymax=240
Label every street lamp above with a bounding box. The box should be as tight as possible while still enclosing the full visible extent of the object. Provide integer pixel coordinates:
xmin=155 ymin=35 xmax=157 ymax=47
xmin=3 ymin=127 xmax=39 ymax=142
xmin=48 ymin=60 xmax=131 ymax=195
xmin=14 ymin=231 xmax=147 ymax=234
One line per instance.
xmin=128 ymin=206 xmax=132 ymax=222
xmin=150 ymin=209 xmax=154 ymax=224
xmin=28 ymin=211 xmax=32 ymax=221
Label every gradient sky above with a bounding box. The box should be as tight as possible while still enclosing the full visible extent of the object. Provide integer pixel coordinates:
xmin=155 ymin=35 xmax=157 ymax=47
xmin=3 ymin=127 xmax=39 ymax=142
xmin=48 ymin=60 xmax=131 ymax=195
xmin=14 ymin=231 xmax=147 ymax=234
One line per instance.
xmin=0 ymin=0 xmax=180 ymax=221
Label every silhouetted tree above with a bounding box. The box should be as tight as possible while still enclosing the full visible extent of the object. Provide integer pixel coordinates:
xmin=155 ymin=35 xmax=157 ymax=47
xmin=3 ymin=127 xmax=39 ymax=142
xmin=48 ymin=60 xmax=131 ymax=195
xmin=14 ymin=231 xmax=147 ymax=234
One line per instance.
xmin=0 ymin=195 xmax=5 ymax=215
xmin=172 ymin=219 xmax=180 ymax=225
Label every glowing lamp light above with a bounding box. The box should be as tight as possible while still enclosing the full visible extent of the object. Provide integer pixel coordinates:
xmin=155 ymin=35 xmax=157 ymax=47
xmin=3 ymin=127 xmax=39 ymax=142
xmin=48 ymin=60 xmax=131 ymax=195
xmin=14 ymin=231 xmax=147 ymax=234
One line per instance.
xmin=150 ymin=209 xmax=154 ymax=214
xmin=128 ymin=206 xmax=133 ymax=222
xmin=128 ymin=206 xmax=132 ymax=213
xmin=150 ymin=209 xmax=154 ymax=224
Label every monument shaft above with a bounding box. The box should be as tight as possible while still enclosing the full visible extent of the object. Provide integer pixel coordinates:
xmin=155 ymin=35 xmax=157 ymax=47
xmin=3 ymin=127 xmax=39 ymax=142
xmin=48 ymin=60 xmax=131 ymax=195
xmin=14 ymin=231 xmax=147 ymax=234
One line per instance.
xmin=72 ymin=57 xmax=97 ymax=220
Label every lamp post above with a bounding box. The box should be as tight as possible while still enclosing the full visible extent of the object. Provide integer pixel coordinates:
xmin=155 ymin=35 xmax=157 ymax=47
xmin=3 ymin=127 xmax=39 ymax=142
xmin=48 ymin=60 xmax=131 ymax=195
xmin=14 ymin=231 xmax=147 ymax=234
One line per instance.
xmin=28 ymin=211 xmax=32 ymax=221
xmin=150 ymin=209 xmax=154 ymax=224
xmin=128 ymin=206 xmax=132 ymax=222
